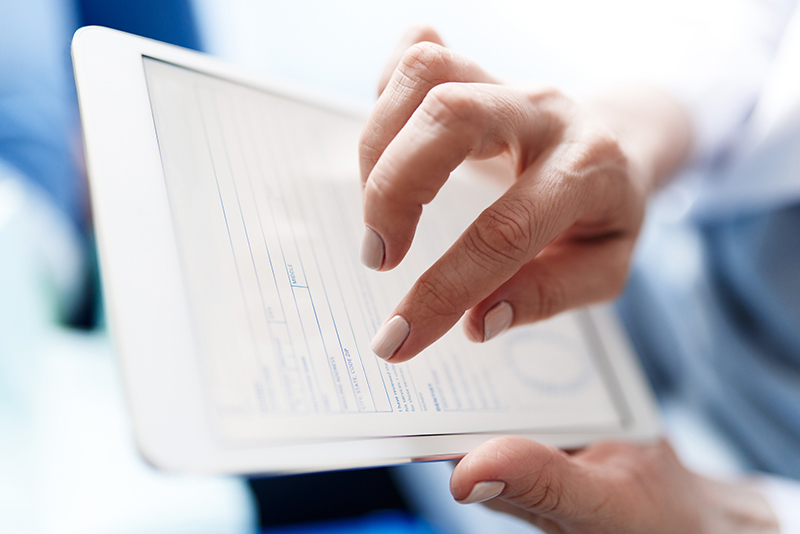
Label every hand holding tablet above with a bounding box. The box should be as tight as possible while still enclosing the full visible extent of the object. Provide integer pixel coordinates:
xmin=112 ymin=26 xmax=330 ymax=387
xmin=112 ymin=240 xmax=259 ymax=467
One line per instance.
xmin=72 ymin=27 xmax=659 ymax=475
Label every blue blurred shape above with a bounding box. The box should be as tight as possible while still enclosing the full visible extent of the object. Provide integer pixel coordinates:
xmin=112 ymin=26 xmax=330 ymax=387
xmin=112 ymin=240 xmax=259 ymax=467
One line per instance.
xmin=261 ymin=511 xmax=442 ymax=534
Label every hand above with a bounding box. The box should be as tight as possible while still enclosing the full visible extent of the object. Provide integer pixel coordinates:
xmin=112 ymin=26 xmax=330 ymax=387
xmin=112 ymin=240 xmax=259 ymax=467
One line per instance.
xmin=450 ymin=437 xmax=779 ymax=533
xmin=360 ymin=26 xmax=691 ymax=362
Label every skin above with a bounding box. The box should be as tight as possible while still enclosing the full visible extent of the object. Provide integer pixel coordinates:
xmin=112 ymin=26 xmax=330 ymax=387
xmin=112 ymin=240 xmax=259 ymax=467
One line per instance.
xmin=361 ymin=25 xmax=780 ymax=532
xmin=451 ymin=437 xmax=778 ymax=533
xmin=360 ymin=28 xmax=688 ymax=363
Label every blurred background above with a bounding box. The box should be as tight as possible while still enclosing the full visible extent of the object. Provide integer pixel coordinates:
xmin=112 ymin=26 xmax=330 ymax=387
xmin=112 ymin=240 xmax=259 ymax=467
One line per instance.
xmin=0 ymin=0 xmax=770 ymax=533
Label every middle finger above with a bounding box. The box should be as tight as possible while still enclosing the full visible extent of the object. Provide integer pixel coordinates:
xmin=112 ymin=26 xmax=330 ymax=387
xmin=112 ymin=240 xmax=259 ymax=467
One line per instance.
xmin=359 ymin=41 xmax=498 ymax=186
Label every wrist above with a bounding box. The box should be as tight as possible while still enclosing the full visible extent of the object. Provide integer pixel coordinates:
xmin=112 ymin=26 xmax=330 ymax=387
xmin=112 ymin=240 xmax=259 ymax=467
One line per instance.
xmin=582 ymin=85 xmax=693 ymax=197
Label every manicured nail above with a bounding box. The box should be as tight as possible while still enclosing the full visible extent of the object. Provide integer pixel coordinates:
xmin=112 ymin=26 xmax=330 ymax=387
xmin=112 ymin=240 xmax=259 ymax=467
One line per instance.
xmin=371 ymin=316 xmax=410 ymax=360
xmin=483 ymin=301 xmax=513 ymax=342
xmin=456 ymin=481 xmax=505 ymax=504
xmin=360 ymin=226 xmax=385 ymax=270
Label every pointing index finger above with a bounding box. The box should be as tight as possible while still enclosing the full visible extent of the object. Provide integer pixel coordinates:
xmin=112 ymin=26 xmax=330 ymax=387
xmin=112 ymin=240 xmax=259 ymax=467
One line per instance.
xmin=376 ymin=175 xmax=578 ymax=363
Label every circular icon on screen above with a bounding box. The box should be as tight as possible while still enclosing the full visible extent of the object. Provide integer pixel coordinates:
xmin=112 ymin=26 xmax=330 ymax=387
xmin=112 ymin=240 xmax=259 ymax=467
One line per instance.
xmin=504 ymin=329 xmax=593 ymax=395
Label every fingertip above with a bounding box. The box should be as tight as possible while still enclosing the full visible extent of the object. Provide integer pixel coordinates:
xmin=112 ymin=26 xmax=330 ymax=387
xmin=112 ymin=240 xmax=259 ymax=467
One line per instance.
xmin=361 ymin=177 xmax=422 ymax=272
xmin=450 ymin=439 xmax=516 ymax=502
xmin=390 ymin=294 xmax=479 ymax=363
xmin=360 ymin=226 xmax=385 ymax=270
xmin=463 ymin=301 xmax=514 ymax=343
xmin=483 ymin=301 xmax=513 ymax=341
xmin=371 ymin=315 xmax=410 ymax=361
xmin=451 ymin=436 xmax=562 ymax=490
xmin=378 ymin=308 xmax=462 ymax=364
xmin=452 ymin=437 xmax=587 ymax=517
xmin=454 ymin=481 xmax=506 ymax=505
xmin=403 ymin=23 xmax=444 ymax=47
xmin=449 ymin=459 xmax=470 ymax=500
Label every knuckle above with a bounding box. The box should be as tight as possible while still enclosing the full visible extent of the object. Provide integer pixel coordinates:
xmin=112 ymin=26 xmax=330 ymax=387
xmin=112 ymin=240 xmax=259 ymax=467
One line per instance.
xmin=423 ymin=82 xmax=482 ymax=127
xmin=517 ymin=459 xmax=563 ymax=513
xmin=397 ymin=41 xmax=452 ymax=87
xmin=525 ymin=84 xmax=565 ymax=106
xmin=583 ymin=126 xmax=627 ymax=169
xmin=358 ymin=130 xmax=381 ymax=170
xmin=569 ymin=125 xmax=628 ymax=185
xmin=552 ymin=123 xmax=632 ymax=215
xmin=363 ymin=153 xmax=398 ymax=199
xmin=363 ymin=169 xmax=391 ymax=202
xmin=523 ymin=85 xmax=571 ymax=131
xmin=466 ymin=202 xmax=533 ymax=269
xmin=412 ymin=272 xmax=466 ymax=318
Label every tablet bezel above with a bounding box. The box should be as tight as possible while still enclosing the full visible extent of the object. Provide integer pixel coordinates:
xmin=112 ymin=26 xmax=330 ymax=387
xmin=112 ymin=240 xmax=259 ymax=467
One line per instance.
xmin=72 ymin=26 xmax=660 ymax=474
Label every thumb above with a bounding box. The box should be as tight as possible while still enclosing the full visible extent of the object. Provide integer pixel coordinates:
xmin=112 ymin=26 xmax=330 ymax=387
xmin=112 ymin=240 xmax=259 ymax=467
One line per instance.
xmin=450 ymin=437 xmax=605 ymax=519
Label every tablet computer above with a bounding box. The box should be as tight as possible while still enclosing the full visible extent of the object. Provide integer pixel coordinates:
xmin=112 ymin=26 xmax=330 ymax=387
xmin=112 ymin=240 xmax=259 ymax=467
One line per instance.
xmin=72 ymin=26 xmax=660 ymax=475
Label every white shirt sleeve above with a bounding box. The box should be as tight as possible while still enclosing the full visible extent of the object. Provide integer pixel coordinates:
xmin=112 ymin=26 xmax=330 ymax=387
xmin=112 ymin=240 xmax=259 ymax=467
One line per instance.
xmin=687 ymin=2 xmax=800 ymax=218
xmin=759 ymin=476 xmax=800 ymax=533
xmin=662 ymin=0 xmax=797 ymax=161
xmin=653 ymin=0 xmax=800 ymax=221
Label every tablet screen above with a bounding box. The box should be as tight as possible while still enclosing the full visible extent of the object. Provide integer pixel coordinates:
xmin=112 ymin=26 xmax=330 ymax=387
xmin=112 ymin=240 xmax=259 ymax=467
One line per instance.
xmin=141 ymin=57 xmax=626 ymax=445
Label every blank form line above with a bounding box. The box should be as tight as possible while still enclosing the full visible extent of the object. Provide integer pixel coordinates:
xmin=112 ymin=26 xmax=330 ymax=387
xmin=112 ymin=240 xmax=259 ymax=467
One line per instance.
xmin=285 ymin=139 xmax=361 ymax=412
xmin=251 ymin=110 xmax=326 ymax=413
xmin=231 ymin=94 xmax=287 ymax=324
xmin=278 ymin=141 xmax=350 ymax=413
xmin=307 ymin=142 xmax=381 ymax=412
xmin=327 ymin=186 xmax=393 ymax=411
xmin=228 ymin=92 xmax=293 ymax=411
xmin=194 ymin=85 xmax=261 ymax=372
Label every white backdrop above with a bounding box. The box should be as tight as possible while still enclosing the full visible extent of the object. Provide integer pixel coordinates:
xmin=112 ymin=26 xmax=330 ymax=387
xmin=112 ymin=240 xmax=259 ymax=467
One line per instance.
xmin=194 ymin=0 xmax=750 ymax=105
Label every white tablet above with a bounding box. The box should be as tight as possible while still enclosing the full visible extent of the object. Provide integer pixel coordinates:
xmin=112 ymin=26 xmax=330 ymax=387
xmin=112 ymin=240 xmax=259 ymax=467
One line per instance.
xmin=72 ymin=26 xmax=660 ymax=475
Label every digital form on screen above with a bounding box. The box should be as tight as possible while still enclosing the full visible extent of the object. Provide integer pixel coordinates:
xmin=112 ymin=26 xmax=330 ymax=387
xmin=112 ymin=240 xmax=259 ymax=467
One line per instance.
xmin=141 ymin=56 xmax=626 ymax=445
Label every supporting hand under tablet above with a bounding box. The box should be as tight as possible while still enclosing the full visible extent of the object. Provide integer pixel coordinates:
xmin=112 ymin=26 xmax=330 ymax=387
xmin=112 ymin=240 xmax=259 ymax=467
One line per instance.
xmin=449 ymin=437 xmax=778 ymax=533
xmin=360 ymin=25 xmax=692 ymax=362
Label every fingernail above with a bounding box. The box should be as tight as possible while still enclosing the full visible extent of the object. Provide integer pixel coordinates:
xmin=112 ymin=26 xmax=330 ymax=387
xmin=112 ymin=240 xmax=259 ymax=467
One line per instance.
xmin=360 ymin=226 xmax=385 ymax=270
xmin=456 ymin=481 xmax=505 ymax=504
xmin=371 ymin=316 xmax=410 ymax=360
xmin=483 ymin=301 xmax=513 ymax=342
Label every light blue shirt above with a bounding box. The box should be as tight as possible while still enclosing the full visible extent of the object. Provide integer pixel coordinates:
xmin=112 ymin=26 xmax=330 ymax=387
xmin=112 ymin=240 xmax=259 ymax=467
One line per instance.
xmin=618 ymin=2 xmax=800 ymax=479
